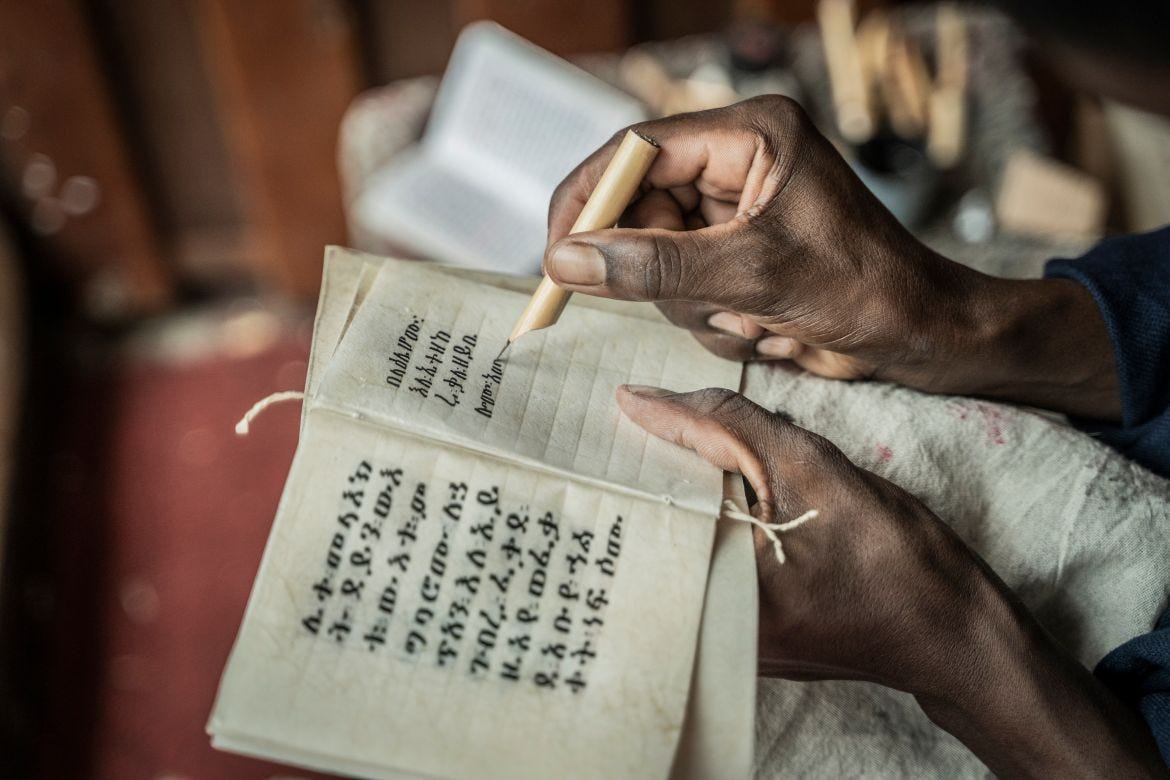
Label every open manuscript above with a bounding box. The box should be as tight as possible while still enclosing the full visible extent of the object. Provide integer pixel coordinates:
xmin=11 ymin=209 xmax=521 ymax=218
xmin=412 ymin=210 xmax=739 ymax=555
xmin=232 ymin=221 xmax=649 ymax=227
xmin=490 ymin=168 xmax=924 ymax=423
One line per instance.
xmin=209 ymin=249 xmax=757 ymax=780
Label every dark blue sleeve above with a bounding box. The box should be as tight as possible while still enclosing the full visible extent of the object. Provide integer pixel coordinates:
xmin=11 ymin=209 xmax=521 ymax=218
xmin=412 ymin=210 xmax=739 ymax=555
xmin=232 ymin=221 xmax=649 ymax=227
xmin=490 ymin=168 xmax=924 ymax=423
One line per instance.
xmin=1044 ymin=225 xmax=1170 ymax=479
xmin=1095 ymin=607 xmax=1170 ymax=765
xmin=1045 ymin=226 xmax=1170 ymax=765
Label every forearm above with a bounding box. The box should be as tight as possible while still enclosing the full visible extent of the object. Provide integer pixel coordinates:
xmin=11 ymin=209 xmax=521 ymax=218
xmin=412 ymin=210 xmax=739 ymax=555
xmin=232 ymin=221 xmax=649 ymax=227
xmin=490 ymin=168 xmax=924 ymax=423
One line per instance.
xmin=896 ymin=267 xmax=1121 ymax=420
xmin=915 ymin=580 xmax=1166 ymax=777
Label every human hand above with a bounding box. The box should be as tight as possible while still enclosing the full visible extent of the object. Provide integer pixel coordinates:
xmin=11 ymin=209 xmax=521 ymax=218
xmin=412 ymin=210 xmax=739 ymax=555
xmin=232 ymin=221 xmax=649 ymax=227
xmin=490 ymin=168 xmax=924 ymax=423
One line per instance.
xmin=616 ymin=384 xmax=1163 ymax=776
xmin=616 ymin=384 xmax=989 ymax=690
xmin=546 ymin=96 xmax=975 ymax=385
xmin=547 ymin=98 xmax=1121 ymax=420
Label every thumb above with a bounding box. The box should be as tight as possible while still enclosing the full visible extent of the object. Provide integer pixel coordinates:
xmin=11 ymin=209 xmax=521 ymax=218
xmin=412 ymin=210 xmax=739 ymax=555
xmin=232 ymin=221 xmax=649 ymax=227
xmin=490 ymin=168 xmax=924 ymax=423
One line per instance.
xmin=616 ymin=385 xmax=802 ymax=518
xmin=544 ymin=223 xmax=749 ymax=305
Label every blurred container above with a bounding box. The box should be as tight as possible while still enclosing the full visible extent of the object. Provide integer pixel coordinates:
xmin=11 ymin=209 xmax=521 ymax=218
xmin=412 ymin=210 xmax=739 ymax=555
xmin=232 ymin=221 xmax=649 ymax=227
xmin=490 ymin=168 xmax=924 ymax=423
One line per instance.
xmin=850 ymin=135 xmax=937 ymax=228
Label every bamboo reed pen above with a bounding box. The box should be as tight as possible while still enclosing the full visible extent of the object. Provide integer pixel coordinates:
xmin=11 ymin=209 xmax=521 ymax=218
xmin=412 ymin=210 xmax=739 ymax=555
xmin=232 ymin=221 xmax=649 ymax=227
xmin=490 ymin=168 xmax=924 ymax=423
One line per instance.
xmin=499 ymin=129 xmax=660 ymax=358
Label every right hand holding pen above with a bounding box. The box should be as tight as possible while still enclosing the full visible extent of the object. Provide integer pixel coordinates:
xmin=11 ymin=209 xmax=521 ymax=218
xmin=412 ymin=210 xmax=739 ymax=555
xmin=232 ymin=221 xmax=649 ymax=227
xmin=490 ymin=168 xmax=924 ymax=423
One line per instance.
xmin=544 ymin=95 xmax=979 ymax=386
xmin=544 ymin=96 xmax=1121 ymax=420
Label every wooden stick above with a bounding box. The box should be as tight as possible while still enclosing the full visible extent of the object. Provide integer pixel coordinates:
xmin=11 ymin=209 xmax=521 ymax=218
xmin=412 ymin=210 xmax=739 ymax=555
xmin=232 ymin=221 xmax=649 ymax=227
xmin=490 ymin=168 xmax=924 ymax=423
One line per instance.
xmin=855 ymin=9 xmax=891 ymax=114
xmin=817 ymin=0 xmax=873 ymax=144
xmin=504 ymin=129 xmax=660 ymax=350
xmin=928 ymin=86 xmax=964 ymax=167
xmin=928 ymin=3 xmax=968 ymax=167
xmin=935 ymin=2 xmax=968 ymax=91
xmin=884 ymin=32 xmax=931 ymax=139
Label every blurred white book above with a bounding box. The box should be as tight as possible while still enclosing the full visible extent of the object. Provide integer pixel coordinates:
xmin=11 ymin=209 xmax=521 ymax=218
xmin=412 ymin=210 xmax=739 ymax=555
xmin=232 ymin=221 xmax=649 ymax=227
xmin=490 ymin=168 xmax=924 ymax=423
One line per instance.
xmin=353 ymin=22 xmax=646 ymax=276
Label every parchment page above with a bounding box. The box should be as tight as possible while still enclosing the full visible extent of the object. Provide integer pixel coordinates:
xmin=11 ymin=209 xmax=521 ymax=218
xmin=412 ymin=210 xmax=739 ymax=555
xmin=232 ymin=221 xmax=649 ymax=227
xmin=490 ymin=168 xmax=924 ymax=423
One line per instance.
xmin=316 ymin=260 xmax=740 ymax=516
xmin=669 ymin=474 xmax=757 ymax=780
xmin=304 ymin=251 xmax=756 ymax=779
xmin=210 ymin=411 xmax=715 ymax=780
xmin=305 ymin=249 xmax=677 ymax=400
xmin=305 ymin=252 xmax=382 ymax=405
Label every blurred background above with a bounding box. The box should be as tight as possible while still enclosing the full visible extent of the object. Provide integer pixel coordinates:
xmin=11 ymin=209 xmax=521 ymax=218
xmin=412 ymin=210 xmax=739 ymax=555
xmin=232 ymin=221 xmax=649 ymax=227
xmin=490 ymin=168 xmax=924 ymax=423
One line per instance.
xmin=1 ymin=0 xmax=1168 ymax=777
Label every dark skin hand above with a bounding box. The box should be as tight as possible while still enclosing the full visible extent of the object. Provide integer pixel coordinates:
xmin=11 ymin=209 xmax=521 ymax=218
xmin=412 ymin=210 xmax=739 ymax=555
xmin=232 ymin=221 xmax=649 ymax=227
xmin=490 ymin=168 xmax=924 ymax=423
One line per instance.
xmin=617 ymin=386 xmax=1168 ymax=778
xmin=545 ymin=96 xmax=1121 ymax=421
xmin=543 ymin=97 xmax=1163 ymax=774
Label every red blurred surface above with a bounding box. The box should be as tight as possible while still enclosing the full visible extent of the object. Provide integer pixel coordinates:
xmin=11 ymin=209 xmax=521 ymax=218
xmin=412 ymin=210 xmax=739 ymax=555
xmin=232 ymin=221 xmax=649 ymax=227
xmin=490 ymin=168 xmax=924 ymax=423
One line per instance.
xmin=45 ymin=327 xmax=340 ymax=779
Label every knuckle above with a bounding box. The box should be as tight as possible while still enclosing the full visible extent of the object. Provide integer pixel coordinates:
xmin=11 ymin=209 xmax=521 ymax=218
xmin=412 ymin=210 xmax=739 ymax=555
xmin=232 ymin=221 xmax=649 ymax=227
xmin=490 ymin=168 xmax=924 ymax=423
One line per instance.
xmin=640 ymin=233 xmax=678 ymax=299
xmin=690 ymin=386 xmax=740 ymax=412
xmin=774 ymin=94 xmax=810 ymax=127
xmin=672 ymin=232 xmax=707 ymax=298
xmin=549 ymin=176 xmax=574 ymax=209
xmin=750 ymin=93 xmax=797 ymax=116
xmin=741 ymin=94 xmax=808 ymax=132
xmin=742 ymin=96 xmax=815 ymax=189
xmin=692 ymin=388 xmax=756 ymax=427
xmin=647 ymin=230 xmax=718 ymax=303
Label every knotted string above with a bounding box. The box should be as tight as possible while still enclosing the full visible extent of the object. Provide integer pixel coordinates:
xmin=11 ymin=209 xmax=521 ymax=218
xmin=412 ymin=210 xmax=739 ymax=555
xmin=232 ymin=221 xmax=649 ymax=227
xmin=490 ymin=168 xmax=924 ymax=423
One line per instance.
xmin=235 ymin=391 xmax=306 ymax=435
xmin=721 ymin=499 xmax=818 ymax=564
xmin=234 ymin=395 xmax=817 ymax=564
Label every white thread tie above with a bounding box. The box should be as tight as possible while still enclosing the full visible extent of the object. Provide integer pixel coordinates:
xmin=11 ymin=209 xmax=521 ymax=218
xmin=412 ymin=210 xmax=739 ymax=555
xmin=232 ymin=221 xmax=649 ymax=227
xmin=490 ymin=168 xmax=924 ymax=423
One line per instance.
xmin=721 ymin=499 xmax=818 ymax=564
xmin=235 ymin=391 xmax=306 ymax=435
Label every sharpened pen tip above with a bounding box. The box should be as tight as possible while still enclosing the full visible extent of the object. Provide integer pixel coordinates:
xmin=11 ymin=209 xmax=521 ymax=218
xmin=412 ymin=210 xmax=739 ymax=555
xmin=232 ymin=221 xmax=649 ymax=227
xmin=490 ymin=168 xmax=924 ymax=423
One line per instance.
xmin=495 ymin=342 xmax=511 ymax=363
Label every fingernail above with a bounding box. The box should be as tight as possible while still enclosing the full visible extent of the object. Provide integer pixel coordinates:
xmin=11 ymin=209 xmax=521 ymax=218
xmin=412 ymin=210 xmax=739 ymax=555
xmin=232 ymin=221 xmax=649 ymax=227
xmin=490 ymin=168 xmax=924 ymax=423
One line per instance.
xmin=549 ymin=241 xmax=606 ymax=285
xmin=622 ymin=384 xmax=672 ymax=397
xmin=707 ymin=311 xmax=745 ymax=337
xmin=756 ymin=336 xmax=797 ymax=358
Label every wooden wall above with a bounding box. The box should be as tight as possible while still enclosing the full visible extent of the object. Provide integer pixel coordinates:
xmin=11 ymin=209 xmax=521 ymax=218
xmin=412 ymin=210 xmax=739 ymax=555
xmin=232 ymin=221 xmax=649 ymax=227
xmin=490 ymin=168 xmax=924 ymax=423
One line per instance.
xmin=0 ymin=0 xmax=821 ymax=318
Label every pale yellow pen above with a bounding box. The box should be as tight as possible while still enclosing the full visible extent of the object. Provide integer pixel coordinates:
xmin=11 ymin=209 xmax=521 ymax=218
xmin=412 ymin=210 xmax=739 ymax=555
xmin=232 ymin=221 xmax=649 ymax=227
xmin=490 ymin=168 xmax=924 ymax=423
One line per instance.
xmin=497 ymin=129 xmax=660 ymax=360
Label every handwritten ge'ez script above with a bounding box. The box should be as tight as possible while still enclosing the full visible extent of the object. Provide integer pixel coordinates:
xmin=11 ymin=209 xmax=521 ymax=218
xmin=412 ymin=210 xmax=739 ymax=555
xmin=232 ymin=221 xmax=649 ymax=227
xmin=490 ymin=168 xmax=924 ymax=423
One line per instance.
xmin=300 ymin=459 xmax=625 ymax=695
xmin=385 ymin=317 xmax=504 ymax=419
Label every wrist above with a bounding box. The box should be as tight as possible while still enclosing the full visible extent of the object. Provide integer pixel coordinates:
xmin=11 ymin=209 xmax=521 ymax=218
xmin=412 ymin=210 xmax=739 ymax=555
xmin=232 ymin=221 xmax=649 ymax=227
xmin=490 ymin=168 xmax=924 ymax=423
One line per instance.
xmin=902 ymin=268 xmax=1121 ymax=420
xmin=913 ymin=580 xmax=1059 ymax=771
xmin=915 ymin=578 xmax=1166 ymax=777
